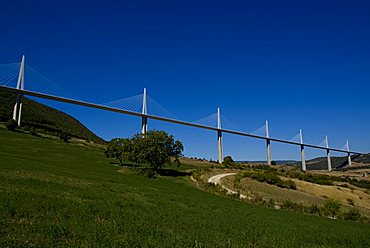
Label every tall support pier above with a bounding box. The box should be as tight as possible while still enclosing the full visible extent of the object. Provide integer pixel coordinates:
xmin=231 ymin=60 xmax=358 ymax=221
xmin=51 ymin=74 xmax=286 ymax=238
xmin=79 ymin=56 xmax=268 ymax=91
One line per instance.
xmin=12 ymin=55 xmax=25 ymax=126
xmin=325 ymin=136 xmax=332 ymax=171
xmin=300 ymin=129 xmax=306 ymax=171
xmin=266 ymin=120 xmax=271 ymax=165
xmin=141 ymin=88 xmax=148 ymax=136
xmin=217 ymin=107 xmax=223 ymax=164
xmin=347 ymin=140 xmax=352 ymax=167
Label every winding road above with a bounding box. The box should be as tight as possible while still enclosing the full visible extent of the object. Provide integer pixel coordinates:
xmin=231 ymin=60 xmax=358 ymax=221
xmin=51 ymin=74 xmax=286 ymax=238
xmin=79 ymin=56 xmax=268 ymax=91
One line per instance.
xmin=208 ymin=172 xmax=246 ymax=199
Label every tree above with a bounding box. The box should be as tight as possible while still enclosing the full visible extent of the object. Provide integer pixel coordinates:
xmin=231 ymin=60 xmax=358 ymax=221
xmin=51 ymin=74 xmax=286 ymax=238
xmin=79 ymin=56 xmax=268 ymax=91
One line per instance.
xmin=130 ymin=130 xmax=183 ymax=170
xmin=104 ymin=138 xmax=132 ymax=166
xmin=323 ymin=198 xmax=342 ymax=219
xmin=222 ymin=155 xmax=234 ymax=167
xmin=5 ymin=119 xmax=17 ymax=131
xmin=105 ymin=131 xmax=184 ymax=170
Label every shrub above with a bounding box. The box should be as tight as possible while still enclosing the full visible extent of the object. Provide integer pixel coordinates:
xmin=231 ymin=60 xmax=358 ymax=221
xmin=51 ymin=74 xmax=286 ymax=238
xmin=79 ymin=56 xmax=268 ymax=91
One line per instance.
xmin=323 ymin=198 xmax=341 ymax=218
xmin=241 ymin=171 xmax=296 ymax=190
xmin=277 ymin=180 xmax=297 ymax=190
xmin=5 ymin=119 xmax=17 ymax=131
xmin=59 ymin=132 xmax=71 ymax=142
xmin=29 ymin=127 xmax=38 ymax=136
xmin=281 ymin=200 xmax=299 ymax=211
xmin=266 ymin=198 xmax=276 ymax=208
xmin=252 ymin=193 xmax=264 ymax=204
xmin=341 ymin=208 xmax=361 ymax=221
xmin=308 ymin=204 xmax=321 ymax=215
xmin=201 ymin=183 xmax=229 ymax=196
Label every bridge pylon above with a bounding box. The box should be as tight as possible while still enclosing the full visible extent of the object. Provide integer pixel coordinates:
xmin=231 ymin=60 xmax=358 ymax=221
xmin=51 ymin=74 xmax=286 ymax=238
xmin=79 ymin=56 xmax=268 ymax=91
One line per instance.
xmin=347 ymin=140 xmax=352 ymax=167
xmin=325 ymin=136 xmax=332 ymax=171
xmin=300 ymin=129 xmax=306 ymax=171
xmin=141 ymin=88 xmax=148 ymax=136
xmin=217 ymin=107 xmax=223 ymax=164
xmin=266 ymin=120 xmax=272 ymax=165
xmin=12 ymin=55 xmax=25 ymax=126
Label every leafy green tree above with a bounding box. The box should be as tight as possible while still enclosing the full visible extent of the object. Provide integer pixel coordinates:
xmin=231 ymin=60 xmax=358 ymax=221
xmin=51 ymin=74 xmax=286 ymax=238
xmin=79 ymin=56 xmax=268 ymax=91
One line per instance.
xmin=222 ymin=155 xmax=234 ymax=167
xmin=105 ymin=131 xmax=183 ymax=170
xmin=323 ymin=198 xmax=342 ymax=219
xmin=5 ymin=119 xmax=17 ymax=131
xmin=130 ymin=130 xmax=183 ymax=170
xmin=104 ymin=138 xmax=132 ymax=166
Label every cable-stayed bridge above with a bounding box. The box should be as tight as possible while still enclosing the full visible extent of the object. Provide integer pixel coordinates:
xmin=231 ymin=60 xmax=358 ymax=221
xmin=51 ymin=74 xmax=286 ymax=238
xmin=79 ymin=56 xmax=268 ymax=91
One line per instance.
xmin=0 ymin=55 xmax=364 ymax=171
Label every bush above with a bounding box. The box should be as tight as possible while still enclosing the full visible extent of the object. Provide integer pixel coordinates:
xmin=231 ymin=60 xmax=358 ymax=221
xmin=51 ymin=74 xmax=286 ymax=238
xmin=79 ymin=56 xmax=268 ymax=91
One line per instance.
xmin=266 ymin=198 xmax=276 ymax=208
xmin=5 ymin=119 xmax=17 ymax=131
xmin=59 ymin=132 xmax=71 ymax=142
xmin=341 ymin=208 xmax=361 ymax=221
xmin=29 ymin=127 xmax=38 ymax=136
xmin=281 ymin=200 xmax=301 ymax=211
xmin=308 ymin=204 xmax=321 ymax=215
xmin=277 ymin=180 xmax=297 ymax=190
xmin=241 ymin=171 xmax=296 ymax=190
xmin=323 ymin=198 xmax=341 ymax=218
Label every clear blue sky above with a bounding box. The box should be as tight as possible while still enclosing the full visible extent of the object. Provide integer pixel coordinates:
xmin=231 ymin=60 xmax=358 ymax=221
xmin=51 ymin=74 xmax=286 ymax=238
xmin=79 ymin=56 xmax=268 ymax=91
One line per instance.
xmin=1 ymin=0 xmax=369 ymax=161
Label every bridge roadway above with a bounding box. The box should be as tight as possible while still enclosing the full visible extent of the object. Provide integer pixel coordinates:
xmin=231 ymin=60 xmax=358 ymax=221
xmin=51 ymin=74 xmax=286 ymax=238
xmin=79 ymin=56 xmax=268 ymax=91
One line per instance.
xmin=0 ymin=85 xmax=363 ymax=155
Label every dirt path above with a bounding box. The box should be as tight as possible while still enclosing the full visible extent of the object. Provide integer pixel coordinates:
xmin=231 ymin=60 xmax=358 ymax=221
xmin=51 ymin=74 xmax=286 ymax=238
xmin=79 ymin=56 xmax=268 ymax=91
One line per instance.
xmin=208 ymin=173 xmax=246 ymax=199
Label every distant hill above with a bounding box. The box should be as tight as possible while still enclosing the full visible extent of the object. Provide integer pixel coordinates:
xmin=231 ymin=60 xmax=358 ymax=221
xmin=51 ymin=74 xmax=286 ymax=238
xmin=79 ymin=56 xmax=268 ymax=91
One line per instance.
xmin=292 ymin=153 xmax=370 ymax=170
xmin=236 ymin=154 xmax=370 ymax=170
xmin=0 ymin=89 xmax=105 ymax=144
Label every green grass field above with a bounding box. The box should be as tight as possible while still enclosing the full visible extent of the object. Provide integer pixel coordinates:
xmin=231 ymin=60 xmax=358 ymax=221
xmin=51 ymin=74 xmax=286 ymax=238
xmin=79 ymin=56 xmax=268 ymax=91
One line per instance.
xmin=1 ymin=129 xmax=370 ymax=247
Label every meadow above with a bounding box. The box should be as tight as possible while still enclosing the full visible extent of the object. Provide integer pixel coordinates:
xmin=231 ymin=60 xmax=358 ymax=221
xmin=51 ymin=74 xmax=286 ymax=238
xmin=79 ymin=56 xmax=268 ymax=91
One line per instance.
xmin=1 ymin=129 xmax=370 ymax=247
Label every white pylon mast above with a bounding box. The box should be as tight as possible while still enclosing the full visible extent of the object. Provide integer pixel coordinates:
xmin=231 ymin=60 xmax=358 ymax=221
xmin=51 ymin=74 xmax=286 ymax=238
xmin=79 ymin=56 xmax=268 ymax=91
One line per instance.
xmin=347 ymin=140 xmax=352 ymax=167
xmin=141 ymin=88 xmax=148 ymax=135
xmin=13 ymin=55 xmax=25 ymax=126
xmin=300 ymin=129 xmax=306 ymax=171
xmin=217 ymin=107 xmax=223 ymax=164
xmin=266 ymin=120 xmax=272 ymax=165
xmin=325 ymin=136 xmax=332 ymax=171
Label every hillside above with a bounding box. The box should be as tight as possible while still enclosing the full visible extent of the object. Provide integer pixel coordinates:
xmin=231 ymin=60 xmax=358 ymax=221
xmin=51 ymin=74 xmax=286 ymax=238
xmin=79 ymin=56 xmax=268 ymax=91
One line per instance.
xmin=0 ymin=89 xmax=104 ymax=143
xmin=291 ymin=153 xmax=370 ymax=170
xmin=1 ymin=129 xmax=370 ymax=247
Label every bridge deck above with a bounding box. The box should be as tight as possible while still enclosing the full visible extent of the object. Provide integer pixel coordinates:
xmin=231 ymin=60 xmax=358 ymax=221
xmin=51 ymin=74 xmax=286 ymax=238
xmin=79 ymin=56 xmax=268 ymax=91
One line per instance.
xmin=0 ymin=85 xmax=362 ymax=155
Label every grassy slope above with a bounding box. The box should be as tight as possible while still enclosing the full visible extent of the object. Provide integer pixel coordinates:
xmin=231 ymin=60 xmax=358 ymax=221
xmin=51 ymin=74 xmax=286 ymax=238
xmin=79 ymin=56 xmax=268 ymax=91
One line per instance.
xmin=0 ymin=130 xmax=369 ymax=247
xmin=0 ymin=89 xmax=104 ymax=143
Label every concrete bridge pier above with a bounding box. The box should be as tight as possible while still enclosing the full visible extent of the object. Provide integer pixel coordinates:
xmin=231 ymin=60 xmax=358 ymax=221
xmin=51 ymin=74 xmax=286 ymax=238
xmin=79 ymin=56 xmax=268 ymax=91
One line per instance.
xmin=300 ymin=129 xmax=306 ymax=171
xmin=347 ymin=140 xmax=352 ymax=167
xmin=217 ymin=107 xmax=223 ymax=164
xmin=325 ymin=136 xmax=332 ymax=171
xmin=266 ymin=120 xmax=271 ymax=165
xmin=12 ymin=55 xmax=25 ymax=127
xmin=141 ymin=88 xmax=148 ymax=136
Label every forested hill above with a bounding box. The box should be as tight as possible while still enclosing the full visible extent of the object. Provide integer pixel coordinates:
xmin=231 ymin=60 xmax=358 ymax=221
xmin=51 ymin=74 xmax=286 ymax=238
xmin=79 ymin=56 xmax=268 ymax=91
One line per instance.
xmin=0 ymin=89 xmax=105 ymax=144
